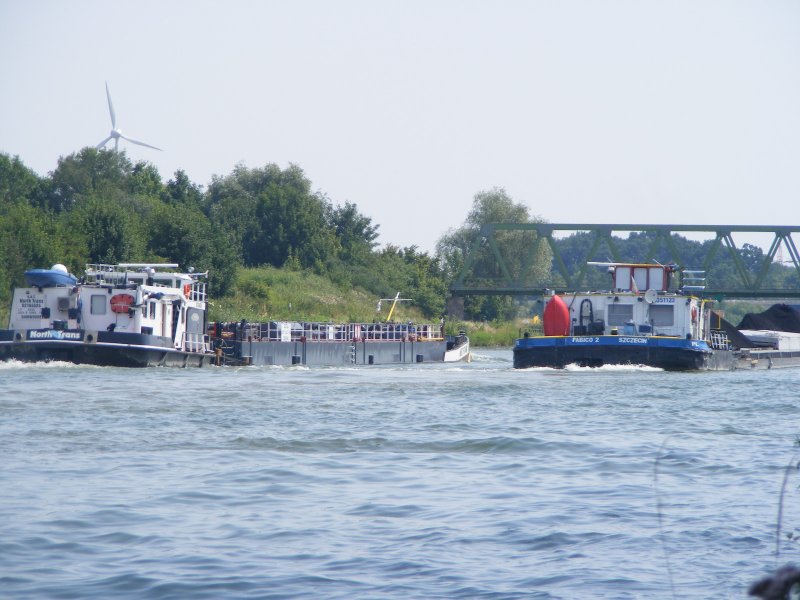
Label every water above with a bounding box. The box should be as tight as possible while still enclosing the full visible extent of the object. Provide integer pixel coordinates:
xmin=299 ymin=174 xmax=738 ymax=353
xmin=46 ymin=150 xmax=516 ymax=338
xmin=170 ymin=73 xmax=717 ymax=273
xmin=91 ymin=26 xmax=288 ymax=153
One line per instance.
xmin=1 ymin=351 xmax=799 ymax=599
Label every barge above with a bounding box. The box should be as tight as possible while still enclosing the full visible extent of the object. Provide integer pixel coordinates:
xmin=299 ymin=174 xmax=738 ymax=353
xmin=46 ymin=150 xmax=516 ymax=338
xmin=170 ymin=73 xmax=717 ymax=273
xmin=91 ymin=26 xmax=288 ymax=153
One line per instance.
xmin=513 ymin=262 xmax=800 ymax=371
xmin=0 ymin=263 xmax=470 ymax=368
xmin=208 ymin=293 xmax=470 ymax=367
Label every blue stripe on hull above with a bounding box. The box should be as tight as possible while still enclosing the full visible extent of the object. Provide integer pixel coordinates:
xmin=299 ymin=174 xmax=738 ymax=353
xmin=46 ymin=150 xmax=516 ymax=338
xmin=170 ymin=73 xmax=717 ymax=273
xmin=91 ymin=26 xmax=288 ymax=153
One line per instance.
xmin=513 ymin=335 xmax=712 ymax=370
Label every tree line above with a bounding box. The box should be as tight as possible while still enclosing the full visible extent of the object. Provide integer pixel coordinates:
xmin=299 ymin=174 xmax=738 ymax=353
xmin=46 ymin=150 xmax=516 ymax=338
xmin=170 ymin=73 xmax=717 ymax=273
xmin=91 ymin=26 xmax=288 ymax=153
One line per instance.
xmin=1 ymin=149 xmax=795 ymax=324
xmin=0 ymin=149 xmax=448 ymax=318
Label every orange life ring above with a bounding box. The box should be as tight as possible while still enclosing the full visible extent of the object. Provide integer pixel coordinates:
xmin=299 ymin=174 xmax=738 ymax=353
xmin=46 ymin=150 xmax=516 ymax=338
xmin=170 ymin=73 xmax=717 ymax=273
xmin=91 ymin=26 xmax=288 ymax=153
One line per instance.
xmin=110 ymin=293 xmax=135 ymax=314
xmin=183 ymin=284 xmax=191 ymax=298
xmin=691 ymin=306 xmax=698 ymax=323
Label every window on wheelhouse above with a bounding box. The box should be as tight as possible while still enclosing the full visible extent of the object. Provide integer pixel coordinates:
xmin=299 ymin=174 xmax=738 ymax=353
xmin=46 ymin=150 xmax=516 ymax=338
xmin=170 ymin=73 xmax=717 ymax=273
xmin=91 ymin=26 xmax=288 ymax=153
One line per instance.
xmin=649 ymin=305 xmax=674 ymax=326
xmin=90 ymin=295 xmax=107 ymax=315
xmin=607 ymin=304 xmax=633 ymax=326
xmin=149 ymin=301 xmax=157 ymax=319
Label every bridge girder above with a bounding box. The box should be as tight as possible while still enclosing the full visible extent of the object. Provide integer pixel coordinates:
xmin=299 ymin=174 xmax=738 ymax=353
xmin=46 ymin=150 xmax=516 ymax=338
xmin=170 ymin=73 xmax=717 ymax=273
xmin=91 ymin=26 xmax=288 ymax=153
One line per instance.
xmin=450 ymin=223 xmax=800 ymax=299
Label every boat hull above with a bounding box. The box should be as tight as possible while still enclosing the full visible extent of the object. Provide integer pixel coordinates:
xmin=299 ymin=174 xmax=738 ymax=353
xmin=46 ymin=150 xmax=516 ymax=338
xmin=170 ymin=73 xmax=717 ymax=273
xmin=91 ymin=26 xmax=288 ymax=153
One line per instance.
xmin=218 ymin=338 xmax=449 ymax=366
xmin=0 ymin=329 xmax=214 ymax=368
xmin=513 ymin=335 xmax=800 ymax=371
xmin=513 ymin=335 xmax=713 ymax=370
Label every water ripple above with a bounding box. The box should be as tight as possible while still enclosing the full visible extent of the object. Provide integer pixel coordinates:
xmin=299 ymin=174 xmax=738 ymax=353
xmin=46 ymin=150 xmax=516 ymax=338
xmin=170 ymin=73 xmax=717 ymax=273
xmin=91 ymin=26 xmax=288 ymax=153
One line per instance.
xmin=2 ymin=350 xmax=799 ymax=598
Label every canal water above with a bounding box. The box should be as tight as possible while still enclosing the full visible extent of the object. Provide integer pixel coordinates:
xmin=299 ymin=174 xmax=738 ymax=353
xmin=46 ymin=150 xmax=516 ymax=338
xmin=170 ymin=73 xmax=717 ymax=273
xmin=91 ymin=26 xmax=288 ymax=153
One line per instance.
xmin=1 ymin=350 xmax=798 ymax=598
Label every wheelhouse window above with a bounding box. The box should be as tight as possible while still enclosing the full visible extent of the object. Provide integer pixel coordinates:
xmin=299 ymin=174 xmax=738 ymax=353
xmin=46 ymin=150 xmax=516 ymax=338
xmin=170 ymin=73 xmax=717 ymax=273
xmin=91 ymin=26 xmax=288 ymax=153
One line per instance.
xmin=650 ymin=305 xmax=674 ymax=326
xmin=149 ymin=301 xmax=157 ymax=319
xmin=607 ymin=304 xmax=633 ymax=326
xmin=90 ymin=294 xmax=107 ymax=315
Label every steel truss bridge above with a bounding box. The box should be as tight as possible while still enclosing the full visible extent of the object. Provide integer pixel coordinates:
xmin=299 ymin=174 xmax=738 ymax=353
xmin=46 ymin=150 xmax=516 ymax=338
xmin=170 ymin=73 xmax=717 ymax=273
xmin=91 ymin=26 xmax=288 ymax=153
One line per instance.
xmin=450 ymin=224 xmax=800 ymax=299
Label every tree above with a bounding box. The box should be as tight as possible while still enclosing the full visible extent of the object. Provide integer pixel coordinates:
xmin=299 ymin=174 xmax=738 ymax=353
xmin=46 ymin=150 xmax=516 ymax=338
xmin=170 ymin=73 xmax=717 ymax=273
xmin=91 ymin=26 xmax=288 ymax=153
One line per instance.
xmin=128 ymin=161 xmax=163 ymax=198
xmin=47 ymin=148 xmax=133 ymax=212
xmin=67 ymin=194 xmax=144 ymax=264
xmin=0 ymin=153 xmax=46 ymax=208
xmin=146 ymin=203 xmax=237 ymax=297
xmin=165 ymin=169 xmax=203 ymax=207
xmin=206 ymin=163 xmax=338 ymax=270
xmin=329 ymin=201 xmax=380 ymax=263
xmin=436 ymin=187 xmax=550 ymax=320
xmin=204 ymin=164 xmax=266 ymax=263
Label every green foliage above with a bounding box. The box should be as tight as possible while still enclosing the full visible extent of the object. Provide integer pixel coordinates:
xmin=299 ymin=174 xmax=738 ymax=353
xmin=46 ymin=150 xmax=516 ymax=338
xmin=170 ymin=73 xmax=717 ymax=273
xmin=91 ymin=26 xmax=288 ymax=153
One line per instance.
xmin=329 ymin=200 xmax=380 ymax=263
xmin=165 ymin=169 xmax=203 ymax=206
xmin=205 ymin=163 xmax=340 ymax=270
xmin=68 ymin=194 xmax=144 ymax=264
xmin=47 ymin=148 xmax=133 ymax=212
xmin=209 ymin=266 xmax=429 ymax=323
xmin=0 ymin=154 xmax=47 ymax=207
xmin=6 ymin=148 xmax=798 ymax=338
xmin=0 ymin=152 xmax=453 ymax=322
xmin=435 ymin=187 xmax=550 ymax=321
xmin=445 ymin=318 xmax=523 ymax=347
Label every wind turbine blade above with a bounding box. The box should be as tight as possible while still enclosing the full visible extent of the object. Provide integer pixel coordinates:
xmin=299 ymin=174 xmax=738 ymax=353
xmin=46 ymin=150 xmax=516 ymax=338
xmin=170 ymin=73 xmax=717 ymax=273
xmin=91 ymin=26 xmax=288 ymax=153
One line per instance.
xmin=105 ymin=81 xmax=116 ymax=128
xmin=119 ymin=134 xmax=162 ymax=151
xmin=96 ymin=136 xmax=113 ymax=149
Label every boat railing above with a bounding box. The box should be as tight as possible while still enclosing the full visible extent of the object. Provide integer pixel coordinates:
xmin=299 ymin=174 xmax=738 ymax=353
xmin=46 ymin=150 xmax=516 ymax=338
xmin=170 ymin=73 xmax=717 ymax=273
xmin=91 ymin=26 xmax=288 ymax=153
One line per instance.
xmin=181 ymin=332 xmax=210 ymax=353
xmin=85 ymin=264 xmax=128 ymax=285
xmin=709 ymin=330 xmax=731 ymax=350
xmin=187 ymin=282 xmax=207 ymax=302
xmin=84 ymin=265 xmax=207 ymax=302
xmin=681 ymin=269 xmax=707 ymax=293
xmin=216 ymin=321 xmax=446 ymax=343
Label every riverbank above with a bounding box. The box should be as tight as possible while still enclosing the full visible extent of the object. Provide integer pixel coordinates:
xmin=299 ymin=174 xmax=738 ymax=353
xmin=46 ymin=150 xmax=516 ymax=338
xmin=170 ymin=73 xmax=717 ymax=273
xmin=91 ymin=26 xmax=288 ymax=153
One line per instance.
xmin=209 ymin=266 xmax=523 ymax=346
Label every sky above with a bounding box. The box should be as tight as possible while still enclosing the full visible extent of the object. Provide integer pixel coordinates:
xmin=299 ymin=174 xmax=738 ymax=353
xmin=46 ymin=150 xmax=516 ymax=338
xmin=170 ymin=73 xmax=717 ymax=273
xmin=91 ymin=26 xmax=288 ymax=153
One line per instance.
xmin=1 ymin=1 xmax=799 ymax=253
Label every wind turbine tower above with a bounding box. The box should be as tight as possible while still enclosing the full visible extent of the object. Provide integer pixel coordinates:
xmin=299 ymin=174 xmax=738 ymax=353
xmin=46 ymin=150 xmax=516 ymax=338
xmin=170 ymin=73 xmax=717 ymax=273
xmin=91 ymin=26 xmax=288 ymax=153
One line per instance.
xmin=96 ymin=82 xmax=162 ymax=152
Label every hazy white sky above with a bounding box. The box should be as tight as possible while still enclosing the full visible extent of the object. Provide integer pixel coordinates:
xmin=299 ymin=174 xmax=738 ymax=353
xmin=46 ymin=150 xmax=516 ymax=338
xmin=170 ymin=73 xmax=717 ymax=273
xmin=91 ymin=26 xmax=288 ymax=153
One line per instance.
xmin=1 ymin=1 xmax=799 ymax=252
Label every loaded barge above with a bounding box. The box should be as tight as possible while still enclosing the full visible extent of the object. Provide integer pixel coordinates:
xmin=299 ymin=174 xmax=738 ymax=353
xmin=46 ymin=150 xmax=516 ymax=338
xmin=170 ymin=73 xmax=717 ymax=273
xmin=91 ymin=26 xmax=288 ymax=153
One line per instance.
xmin=513 ymin=262 xmax=800 ymax=371
xmin=0 ymin=263 xmax=470 ymax=368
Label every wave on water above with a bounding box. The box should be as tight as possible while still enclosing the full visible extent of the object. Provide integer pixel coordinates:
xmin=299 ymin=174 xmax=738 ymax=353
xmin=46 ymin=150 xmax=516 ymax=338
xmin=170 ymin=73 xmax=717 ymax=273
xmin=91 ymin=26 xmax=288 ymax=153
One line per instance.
xmin=563 ymin=363 xmax=663 ymax=373
xmin=0 ymin=359 xmax=102 ymax=370
xmin=232 ymin=434 xmax=561 ymax=455
xmin=467 ymin=350 xmax=511 ymax=363
xmin=515 ymin=362 xmax=663 ymax=373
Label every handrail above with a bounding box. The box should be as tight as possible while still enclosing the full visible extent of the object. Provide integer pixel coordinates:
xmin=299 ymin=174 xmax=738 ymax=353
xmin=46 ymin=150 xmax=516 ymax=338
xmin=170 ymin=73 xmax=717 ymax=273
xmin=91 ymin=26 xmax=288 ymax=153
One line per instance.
xmin=181 ymin=332 xmax=210 ymax=353
xmin=214 ymin=321 xmax=446 ymax=343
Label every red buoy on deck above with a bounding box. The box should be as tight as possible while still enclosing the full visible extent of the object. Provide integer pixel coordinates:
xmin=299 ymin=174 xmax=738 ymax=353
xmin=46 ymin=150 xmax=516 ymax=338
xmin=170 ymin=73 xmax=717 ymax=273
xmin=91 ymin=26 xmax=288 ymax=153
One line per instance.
xmin=543 ymin=294 xmax=570 ymax=336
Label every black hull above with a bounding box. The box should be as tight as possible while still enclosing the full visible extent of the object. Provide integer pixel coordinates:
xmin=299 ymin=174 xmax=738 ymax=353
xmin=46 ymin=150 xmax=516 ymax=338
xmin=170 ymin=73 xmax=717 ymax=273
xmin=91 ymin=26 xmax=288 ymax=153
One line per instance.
xmin=513 ymin=344 xmax=710 ymax=371
xmin=0 ymin=330 xmax=213 ymax=368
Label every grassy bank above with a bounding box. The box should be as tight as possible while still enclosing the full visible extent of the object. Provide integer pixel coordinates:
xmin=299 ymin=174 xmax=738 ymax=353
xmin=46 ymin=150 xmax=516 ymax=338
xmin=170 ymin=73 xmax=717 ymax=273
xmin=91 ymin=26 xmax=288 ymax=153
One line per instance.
xmin=209 ymin=266 xmax=523 ymax=346
xmin=209 ymin=266 xmax=431 ymax=324
xmin=443 ymin=319 xmax=532 ymax=347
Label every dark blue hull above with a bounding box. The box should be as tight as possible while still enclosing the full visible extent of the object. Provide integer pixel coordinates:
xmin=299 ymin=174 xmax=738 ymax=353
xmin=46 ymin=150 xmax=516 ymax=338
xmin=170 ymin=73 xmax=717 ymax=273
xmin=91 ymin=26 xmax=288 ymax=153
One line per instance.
xmin=513 ymin=335 xmax=713 ymax=370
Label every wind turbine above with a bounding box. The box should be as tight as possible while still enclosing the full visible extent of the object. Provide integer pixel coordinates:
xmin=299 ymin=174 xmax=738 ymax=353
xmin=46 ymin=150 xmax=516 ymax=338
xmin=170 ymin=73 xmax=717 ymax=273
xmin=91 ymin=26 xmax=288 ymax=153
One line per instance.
xmin=96 ymin=82 xmax=162 ymax=152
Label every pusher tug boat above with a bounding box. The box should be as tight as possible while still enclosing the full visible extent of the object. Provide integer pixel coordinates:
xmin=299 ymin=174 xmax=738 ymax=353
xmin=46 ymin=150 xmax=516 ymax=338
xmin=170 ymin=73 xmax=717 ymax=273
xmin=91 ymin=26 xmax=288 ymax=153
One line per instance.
xmin=513 ymin=262 xmax=800 ymax=371
xmin=0 ymin=263 xmax=214 ymax=367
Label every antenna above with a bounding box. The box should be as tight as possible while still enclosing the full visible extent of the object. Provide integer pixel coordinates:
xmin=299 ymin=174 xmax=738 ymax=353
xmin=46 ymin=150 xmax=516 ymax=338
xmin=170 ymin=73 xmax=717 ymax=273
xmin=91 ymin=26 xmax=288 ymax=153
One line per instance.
xmin=96 ymin=82 xmax=162 ymax=152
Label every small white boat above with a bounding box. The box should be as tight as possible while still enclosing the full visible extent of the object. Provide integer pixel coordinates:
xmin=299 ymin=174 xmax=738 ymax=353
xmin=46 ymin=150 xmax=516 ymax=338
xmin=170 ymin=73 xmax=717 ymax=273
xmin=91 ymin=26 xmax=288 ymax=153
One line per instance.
xmin=444 ymin=331 xmax=471 ymax=362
